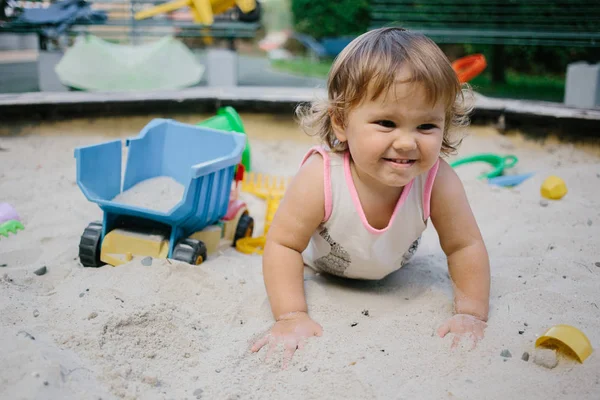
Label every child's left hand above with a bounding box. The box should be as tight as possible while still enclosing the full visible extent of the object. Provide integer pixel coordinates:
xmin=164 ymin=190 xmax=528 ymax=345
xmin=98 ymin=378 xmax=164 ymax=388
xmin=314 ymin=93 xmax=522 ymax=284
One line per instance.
xmin=437 ymin=313 xmax=487 ymax=349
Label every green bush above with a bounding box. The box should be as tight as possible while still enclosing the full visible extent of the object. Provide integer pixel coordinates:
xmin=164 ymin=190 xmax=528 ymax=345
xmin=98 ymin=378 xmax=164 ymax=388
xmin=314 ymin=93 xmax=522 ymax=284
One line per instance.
xmin=291 ymin=0 xmax=370 ymax=40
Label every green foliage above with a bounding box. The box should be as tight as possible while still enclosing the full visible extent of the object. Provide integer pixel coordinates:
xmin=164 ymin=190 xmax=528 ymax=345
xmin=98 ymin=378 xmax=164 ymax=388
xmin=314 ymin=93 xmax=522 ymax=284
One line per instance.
xmin=291 ymin=0 xmax=370 ymax=40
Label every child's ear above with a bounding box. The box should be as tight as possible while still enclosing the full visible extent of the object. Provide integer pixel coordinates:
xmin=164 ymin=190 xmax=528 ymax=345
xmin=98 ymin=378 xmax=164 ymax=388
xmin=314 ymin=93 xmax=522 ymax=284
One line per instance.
xmin=329 ymin=109 xmax=347 ymax=143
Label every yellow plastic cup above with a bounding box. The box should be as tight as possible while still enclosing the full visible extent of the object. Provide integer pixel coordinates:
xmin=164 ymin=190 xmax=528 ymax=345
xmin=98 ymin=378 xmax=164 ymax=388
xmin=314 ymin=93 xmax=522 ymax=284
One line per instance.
xmin=535 ymin=324 xmax=593 ymax=363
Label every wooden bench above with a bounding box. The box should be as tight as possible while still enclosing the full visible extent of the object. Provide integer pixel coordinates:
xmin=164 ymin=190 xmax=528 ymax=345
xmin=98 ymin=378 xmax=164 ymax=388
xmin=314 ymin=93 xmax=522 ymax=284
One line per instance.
xmin=369 ymin=0 xmax=600 ymax=47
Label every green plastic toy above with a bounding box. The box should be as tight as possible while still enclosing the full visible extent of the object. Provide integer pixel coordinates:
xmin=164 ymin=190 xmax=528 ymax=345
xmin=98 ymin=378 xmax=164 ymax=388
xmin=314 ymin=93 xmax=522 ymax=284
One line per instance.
xmin=0 ymin=220 xmax=24 ymax=238
xmin=449 ymin=153 xmax=518 ymax=179
xmin=197 ymin=107 xmax=252 ymax=171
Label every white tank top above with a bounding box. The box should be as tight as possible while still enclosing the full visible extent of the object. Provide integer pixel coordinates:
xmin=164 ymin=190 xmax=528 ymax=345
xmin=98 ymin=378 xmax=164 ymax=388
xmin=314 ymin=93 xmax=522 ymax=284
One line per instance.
xmin=301 ymin=146 xmax=439 ymax=280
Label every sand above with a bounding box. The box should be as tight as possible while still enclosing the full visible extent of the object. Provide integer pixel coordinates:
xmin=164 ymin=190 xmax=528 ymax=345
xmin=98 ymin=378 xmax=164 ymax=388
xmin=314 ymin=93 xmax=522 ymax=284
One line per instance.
xmin=1 ymin=122 xmax=600 ymax=400
xmin=112 ymin=177 xmax=185 ymax=213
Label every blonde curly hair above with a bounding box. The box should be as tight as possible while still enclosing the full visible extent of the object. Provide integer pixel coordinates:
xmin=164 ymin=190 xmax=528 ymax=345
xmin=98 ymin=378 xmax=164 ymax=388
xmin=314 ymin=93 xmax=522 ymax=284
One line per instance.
xmin=296 ymin=27 xmax=473 ymax=156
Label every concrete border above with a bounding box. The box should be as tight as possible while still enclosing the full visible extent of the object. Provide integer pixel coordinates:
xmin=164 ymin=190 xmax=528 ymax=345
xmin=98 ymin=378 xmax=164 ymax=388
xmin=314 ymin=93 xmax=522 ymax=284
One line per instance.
xmin=1 ymin=87 xmax=599 ymax=140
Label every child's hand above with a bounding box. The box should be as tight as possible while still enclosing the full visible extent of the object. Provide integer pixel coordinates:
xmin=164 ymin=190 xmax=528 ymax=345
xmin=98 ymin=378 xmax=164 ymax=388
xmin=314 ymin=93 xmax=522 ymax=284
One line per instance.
xmin=437 ymin=313 xmax=487 ymax=349
xmin=251 ymin=311 xmax=323 ymax=369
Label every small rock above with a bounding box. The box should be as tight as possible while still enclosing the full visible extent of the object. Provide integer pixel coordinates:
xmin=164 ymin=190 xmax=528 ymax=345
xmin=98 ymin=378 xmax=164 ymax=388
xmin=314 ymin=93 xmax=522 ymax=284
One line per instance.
xmin=193 ymin=388 xmax=203 ymax=398
xmin=142 ymin=375 xmax=159 ymax=386
xmin=34 ymin=266 xmax=47 ymax=276
xmin=361 ymin=309 xmax=369 ymax=316
xmin=0 ymin=263 xmax=7 ymax=267
xmin=33 ymin=309 xmax=40 ymax=318
xmin=215 ymin=369 xmax=221 ymax=373
xmin=79 ymin=293 xmax=85 ymax=298
xmin=351 ymin=322 xmax=358 ymax=327
xmin=595 ymin=262 xmax=600 ymax=268
xmin=521 ymin=352 xmax=530 ymax=362
xmin=88 ymin=312 xmax=98 ymax=320
xmin=533 ymin=348 xmax=558 ymax=369
xmin=141 ymin=257 xmax=153 ymax=266
xmin=300 ymin=366 xmax=308 ymax=372
xmin=465 ymin=379 xmax=473 ymax=384
xmin=500 ymin=349 xmax=512 ymax=358
xmin=31 ymin=372 xmax=40 ymax=378
xmin=43 ymin=381 xmax=48 ymax=386
xmin=239 ymin=279 xmax=246 ymax=285
xmin=562 ymin=275 xmax=567 ymax=279
xmin=518 ymin=330 xmax=524 ymax=335
xmin=380 ymin=349 xmax=385 ymax=352
xmin=184 ymin=353 xmax=191 ymax=358
xmin=539 ymin=200 xmax=549 ymax=207
xmin=524 ymin=322 xmax=528 ymax=326
xmin=588 ymin=219 xmax=593 ymax=226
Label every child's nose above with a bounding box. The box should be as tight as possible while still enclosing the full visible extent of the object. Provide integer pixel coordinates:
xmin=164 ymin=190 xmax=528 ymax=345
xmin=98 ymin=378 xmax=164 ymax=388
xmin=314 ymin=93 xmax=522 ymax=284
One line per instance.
xmin=392 ymin=131 xmax=417 ymax=151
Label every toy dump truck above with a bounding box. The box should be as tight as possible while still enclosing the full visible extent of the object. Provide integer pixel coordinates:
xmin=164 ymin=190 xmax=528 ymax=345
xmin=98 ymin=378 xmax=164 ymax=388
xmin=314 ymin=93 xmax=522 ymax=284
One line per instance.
xmin=75 ymin=118 xmax=254 ymax=267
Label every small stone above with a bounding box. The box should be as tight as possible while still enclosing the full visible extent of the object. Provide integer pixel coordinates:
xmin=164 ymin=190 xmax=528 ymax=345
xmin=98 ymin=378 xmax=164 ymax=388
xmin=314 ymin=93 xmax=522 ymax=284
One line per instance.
xmin=521 ymin=352 xmax=530 ymax=362
xmin=562 ymin=275 xmax=567 ymax=279
xmin=588 ymin=219 xmax=593 ymax=226
xmin=31 ymin=372 xmax=40 ymax=378
xmin=500 ymin=349 xmax=512 ymax=358
xmin=215 ymin=369 xmax=221 ymax=373
xmin=595 ymin=262 xmax=600 ymax=268
xmin=0 ymin=263 xmax=7 ymax=267
xmin=239 ymin=279 xmax=246 ymax=285
xmin=380 ymin=349 xmax=385 ymax=352
xmin=351 ymin=322 xmax=358 ymax=327
xmin=88 ymin=312 xmax=98 ymax=320
xmin=43 ymin=381 xmax=49 ymax=386
xmin=465 ymin=379 xmax=473 ymax=384
xmin=539 ymin=200 xmax=549 ymax=207
xmin=193 ymin=388 xmax=203 ymax=398
xmin=79 ymin=293 xmax=85 ymax=298
xmin=518 ymin=330 xmax=524 ymax=335
xmin=299 ymin=366 xmax=308 ymax=372
xmin=141 ymin=257 xmax=153 ymax=266
xmin=34 ymin=266 xmax=47 ymax=276
xmin=361 ymin=309 xmax=369 ymax=316
xmin=524 ymin=322 xmax=528 ymax=326
xmin=184 ymin=353 xmax=191 ymax=358
xmin=533 ymin=348 xmax=558 ymax=369
xmin=33 ymin=309 xmax=39 ymax=318
xmin=142 ymin=375 xmax=159 ymax=386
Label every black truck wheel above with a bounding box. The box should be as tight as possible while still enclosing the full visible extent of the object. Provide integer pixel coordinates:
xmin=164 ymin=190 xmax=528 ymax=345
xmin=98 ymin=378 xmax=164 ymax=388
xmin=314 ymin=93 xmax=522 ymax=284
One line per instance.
xmin=79 ymin=221 xmax=104 ymax=268
xmin=172 ymin=238 xmax=207 ymax=265
xmin=233 ymin=213 xmax=254 ymax=246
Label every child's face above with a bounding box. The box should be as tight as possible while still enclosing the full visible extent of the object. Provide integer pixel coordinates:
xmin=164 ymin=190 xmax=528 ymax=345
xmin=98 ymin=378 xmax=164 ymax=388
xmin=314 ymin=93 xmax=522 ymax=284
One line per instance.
xmin=333 ymin=69 xmax=445 ymax=189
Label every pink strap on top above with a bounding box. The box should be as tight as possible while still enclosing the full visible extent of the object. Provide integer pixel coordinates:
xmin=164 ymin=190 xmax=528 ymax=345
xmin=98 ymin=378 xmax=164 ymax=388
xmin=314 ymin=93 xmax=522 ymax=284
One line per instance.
xmin=299 ymin=146 xmax=333 ymax=222
xmin=423 ymin=159 xmax=440 ymax=220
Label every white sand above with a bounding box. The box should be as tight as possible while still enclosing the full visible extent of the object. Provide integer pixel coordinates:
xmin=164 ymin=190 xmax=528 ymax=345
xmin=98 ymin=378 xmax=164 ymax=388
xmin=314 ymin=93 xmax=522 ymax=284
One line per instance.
xmin=1 ymin=126 xmax=599 ymax=400
xmin=112 ymin=176 xmax=185 ymax=213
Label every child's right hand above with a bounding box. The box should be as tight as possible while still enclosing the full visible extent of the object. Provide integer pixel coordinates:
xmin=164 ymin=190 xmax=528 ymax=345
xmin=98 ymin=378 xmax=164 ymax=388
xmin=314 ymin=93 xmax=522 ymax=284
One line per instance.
xmin=250 ymin=311 xmax=323 ymax=369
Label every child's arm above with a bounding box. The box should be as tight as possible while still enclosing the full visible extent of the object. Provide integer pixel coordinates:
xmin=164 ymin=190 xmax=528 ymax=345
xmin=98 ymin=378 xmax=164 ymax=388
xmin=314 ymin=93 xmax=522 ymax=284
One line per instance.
xmin=430 ymin=159 xmax=490 ymax=321
xmin=262 ymin=153 xmax=326 ymax=319
xmin=251 ymin=153 xmax=326 ymax=366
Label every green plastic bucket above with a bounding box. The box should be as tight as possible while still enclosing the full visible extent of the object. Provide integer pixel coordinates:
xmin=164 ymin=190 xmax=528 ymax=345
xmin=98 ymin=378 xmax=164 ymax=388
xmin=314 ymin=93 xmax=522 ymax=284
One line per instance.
xmin=197 ymin=107 xmax=251 ymax=171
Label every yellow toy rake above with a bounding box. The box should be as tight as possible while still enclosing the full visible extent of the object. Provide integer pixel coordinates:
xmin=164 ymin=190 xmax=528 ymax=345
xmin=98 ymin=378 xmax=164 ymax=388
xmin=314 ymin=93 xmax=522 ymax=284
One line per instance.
xmin=236 ymin=172 xmax=290 ymax=255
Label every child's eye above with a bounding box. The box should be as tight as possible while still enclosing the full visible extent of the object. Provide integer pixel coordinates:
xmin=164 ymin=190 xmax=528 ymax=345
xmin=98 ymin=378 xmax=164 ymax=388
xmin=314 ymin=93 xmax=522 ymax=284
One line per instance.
xmin=418 ymin=124 xmax=438 ymax=131
xmin=375 ymin=120 xmax=396 ymax=128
